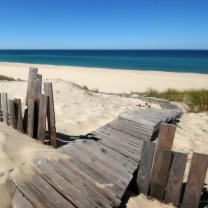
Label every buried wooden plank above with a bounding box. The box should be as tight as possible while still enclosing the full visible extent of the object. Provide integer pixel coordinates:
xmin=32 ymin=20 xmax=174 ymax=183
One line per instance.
xmin=2 ymin=93 xmax=8 ymax=125
xmin=8 ymin=99 xmax=15 ymax=128
xmin=164 ymin=152 xmax=188 ymax=206
xmin=150 ymin=149 xmax=173 ymax=201
xmin=12 ymin=189 xmax=35 ymax=208
xmin=27 ymin=99 xmax=35 ymax=138
xmin=14 ymin=181 xmax=57 ymax=208
xmin=14 ymin=99 xmax=24 ymax=133
xmin=44 ymin=158 xmax=112 ymax=208
xmin=44 ymin=82 xmax=57 ymax=148
xmin=156 ymin=123 xmax=176 ymax=150
xmin=58 ymin=158 xmax=121 ymax=207
xmin=26 ymin=67 xmax=38 ymax=106
xmin=60 ymin=142 xmax=131 ymax=189
xmin=37 ymin=94 xmax=48 ymax=143
xmin=182 ymin=153 xmax=208 ymax=208
xmin=137 ymin=141 xmax=156 ymax=195
xmin=32 ymin=174 xmax=75 ymax=208
xmin=33 ymin=158 xmax=99 ymax=208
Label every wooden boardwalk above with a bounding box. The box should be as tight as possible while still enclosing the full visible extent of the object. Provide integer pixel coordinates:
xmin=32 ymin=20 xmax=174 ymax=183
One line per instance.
xmin=12 ymin=108 xmax=182 ymax=208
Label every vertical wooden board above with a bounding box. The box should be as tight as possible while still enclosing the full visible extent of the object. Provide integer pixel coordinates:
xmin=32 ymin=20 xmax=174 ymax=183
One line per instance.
xmin=137 ymin=141 xmax=156 ymax=195
xmin=9 ymin=99 xmax=15 ymax=128
xmin=182 ymin=153 xmax=208 ymax=208
xmin=14 ymin=99 xmax=24 ymax=133
xmin=33 ymin=74 xmax=42 ymax=138
xmin=37 ymin=94 xmax=48 ymax=143
xmin=23 ymin=108 xmax=28 ymax=133
xmin=44 ymin=82 xmax=57 ymax=148
xmin=2 ymin=93 xmax=8 ymax=125
xmin=0 ymin=93 xmax=1 ymax=121
xmin=157 ymin=123 xmax=176 ymax=150
xmin=26 ymin=67 xmax=38 ymax=106
xmin=164 ymin=152 xmax=188 ymax=206
xmin=150 ymin=149 xmax=173 ymax=201
xmin=28 ymin=99 xmax=35 ymax=138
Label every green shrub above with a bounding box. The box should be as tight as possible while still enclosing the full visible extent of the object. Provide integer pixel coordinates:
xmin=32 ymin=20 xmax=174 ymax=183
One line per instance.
xmin=0 ymin=75 xmax=15 ymax=81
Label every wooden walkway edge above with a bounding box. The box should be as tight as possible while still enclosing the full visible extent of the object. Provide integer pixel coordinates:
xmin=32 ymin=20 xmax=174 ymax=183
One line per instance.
xmin=12 ymin=108 xmax=183 ymax=208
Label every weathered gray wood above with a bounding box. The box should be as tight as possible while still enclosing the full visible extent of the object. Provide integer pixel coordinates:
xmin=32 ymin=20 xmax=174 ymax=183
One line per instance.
xmin=26 ymin=67 xmax=38 ymax=106
xmin=44 ymin=82 xmax=57 ymax=148
xmin=32 ymin=174 xmax=75 ymax=208
xmin=0 ymin=93 xmax=1 ymax=122
xmin=2 ymin=93 xmax=8 ymax=125
xmin=27 ymin=99 xmax=35 ymax=138
xmin=150 ymin=148 xmax=173 ymax=201
xmin=8 ymin=99 xmax=15 ymax=128
xmin=137 ymin=141 xmax=156 ymax=195
xmin=33 ymin=158 xmax=98 ymax=208
xmin=157 ymin=123 xmax=176 ymax=150
xmin=12 ymin=189 xmax=35 ymax=208
xmin=14 ymin=99 xmax=24 ymax=132
xmin=182 ymin=153 xmax=208 ymax=208
xmin=164 ymin=152 xmax=188 ymax=206
xmin=37 ymin=94 xmax=48 ymax=143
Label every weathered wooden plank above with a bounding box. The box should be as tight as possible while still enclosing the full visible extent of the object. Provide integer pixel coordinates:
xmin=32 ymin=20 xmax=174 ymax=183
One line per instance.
xmin=37 ymin=94 xmax=48 ymax=143
xmin=2 ymin=93 xmax=8 ymax=125
xmin=0 ymin=93 xmax=2 ymax=122
xmin=12 ymin=189 xmax=35 ymax=208
xmin=27 ymin=99 xmax=35 ymax=138
xmin=8 ymin=99 xmax=15 ymax=128
xmin=182 ymin=153 xmax=208 ymax=208
xmin=14 ymin=99 xmax=24 ymax=133
xmin=26 ymin=67 xmax=38 ymax=106
xmin=150 ymin=149 xmax=173 ymax=201
xmin=137 ymin=141 xmax=156 ymax=195
xmin=33 ymin=158 xmax=99 ymax=208
xmin=58 ymin=158 xmax=121 ymax=207
xmin=44 ymin=158 xmax=112 ymax=208
xmin=44 ymin=82 xmax=57 ymax=148
xmin=60 ymin=142 xmax=131 ymax=189
xmin=164 ymin=152 xmax=188 ymax=206
xmin=32 ymin=174 xmax=75 ymax=208
xmin=15 ymin=181 xmax=57 ymax=208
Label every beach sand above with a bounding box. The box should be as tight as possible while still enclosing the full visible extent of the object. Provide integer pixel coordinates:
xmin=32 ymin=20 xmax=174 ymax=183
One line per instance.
xmin=0 ymin=63 xmax=208 ymax=208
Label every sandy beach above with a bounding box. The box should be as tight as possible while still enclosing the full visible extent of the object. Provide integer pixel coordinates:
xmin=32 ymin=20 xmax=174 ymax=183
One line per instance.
xmin=0 ymin=63 xmax=208 ymax=208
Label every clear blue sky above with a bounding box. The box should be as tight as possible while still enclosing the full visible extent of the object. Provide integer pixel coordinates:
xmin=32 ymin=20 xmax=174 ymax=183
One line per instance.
xmin=0 ymin=0 xmax=208 ymax=49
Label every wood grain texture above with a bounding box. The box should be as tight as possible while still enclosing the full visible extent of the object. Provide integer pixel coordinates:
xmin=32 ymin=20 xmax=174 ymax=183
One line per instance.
xmin=137 ymin=141 xmax=156 ymax=195
xmin=150 ymin=148 xmax=173 ymax=201
xmin=8 ymin=99 xmax=15 ymax=128
xmin=156 ymin=123 xmax=176 ymax=150
xmin=2 ymin=93 xmax=8 ymax=125
xmin=44 ymin=82 xmax=57 ymax=148
xmin=28 ymin=99 xmax=35 ymax=138
xmin=164 ymin=152 xmax=188 ymax=206
xmin=26 ymin=67 xmax=38 ymax=106
xmin=182 ymin=152 xmax=208 ymax=208
xmin=14 ymin=99 xmax=24 ymax=133
xmin=12 ymin=189 xmax=35 ymax=208
xmin=37 ymin=94 xmax=48 ymax=143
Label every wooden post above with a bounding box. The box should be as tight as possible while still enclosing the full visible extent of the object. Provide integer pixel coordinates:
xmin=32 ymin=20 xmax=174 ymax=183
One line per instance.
xmin=156 ymin=123 xmax=176 ymax=150
xmin=44 ymin=82 xmax=57 ymax=148
xmin=0 ymin=93 xmax=1 ymax=122
xmin=150 ymin=148 xmax=173 ymax=201
xmin=14 ymin=99 xmax=24 ymax=133
xmin=182 ymin=153 xmax=208 ymax=208
xmin=164 ymin=152 xmax=188 ymax=206
xmin=137 ymin=141 xmax=156 ymax=195
xmin=28 ymin=99 xmax=35 ymax=138
xmin=8 ymin=100 xmax=15 ymax=128
xmin=26 ymin=67 xmax=38 ymax=106
xmin=2 ymin=93 xmax=8 ymax=125
xmin=37 ymin=94 xmax=48 ymax=143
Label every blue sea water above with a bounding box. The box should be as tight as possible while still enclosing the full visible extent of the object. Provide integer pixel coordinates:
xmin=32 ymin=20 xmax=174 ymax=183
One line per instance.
xmin=0 ymin=50 xmax=208 ymax=74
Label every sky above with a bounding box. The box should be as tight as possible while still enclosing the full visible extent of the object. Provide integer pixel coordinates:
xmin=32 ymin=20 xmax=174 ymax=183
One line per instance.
xmin=0 ymin=0 xmax=208 ymax=49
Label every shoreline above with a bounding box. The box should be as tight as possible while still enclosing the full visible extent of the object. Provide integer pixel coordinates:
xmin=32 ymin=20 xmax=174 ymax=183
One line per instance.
xmin=1 ymin=62 xmax=208 ymax=93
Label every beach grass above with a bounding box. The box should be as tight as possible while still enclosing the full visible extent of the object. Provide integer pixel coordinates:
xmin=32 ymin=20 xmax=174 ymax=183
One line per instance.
xmin=0 ymin=75 xmax=16 ymax=81
xmin=134 ymin=88 xmax=208 ymax=113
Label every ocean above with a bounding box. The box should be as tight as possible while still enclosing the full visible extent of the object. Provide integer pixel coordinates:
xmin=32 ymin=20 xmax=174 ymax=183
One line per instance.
xmin=0 ymin=50 xmax=208 ymax=74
